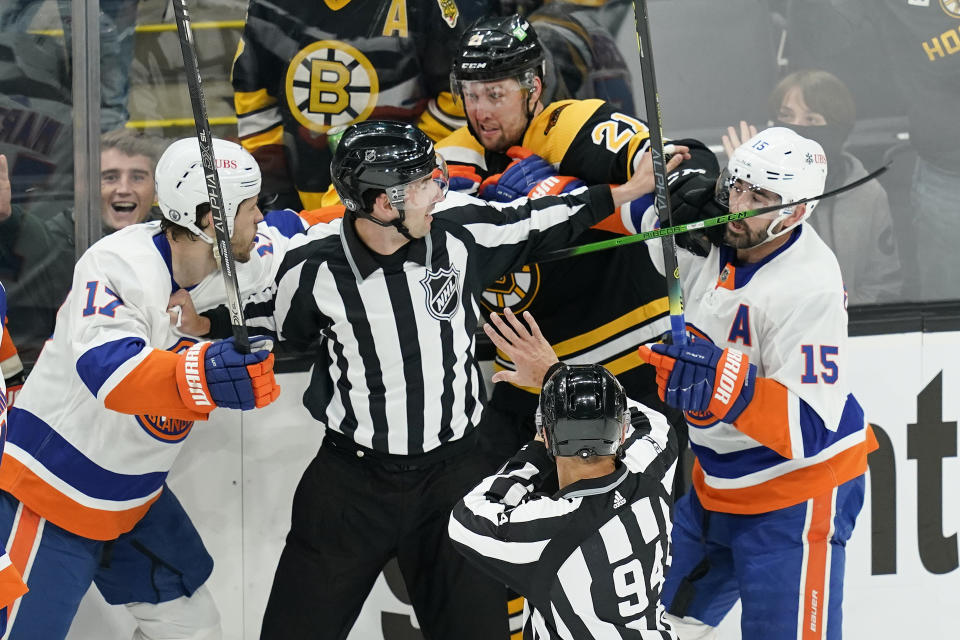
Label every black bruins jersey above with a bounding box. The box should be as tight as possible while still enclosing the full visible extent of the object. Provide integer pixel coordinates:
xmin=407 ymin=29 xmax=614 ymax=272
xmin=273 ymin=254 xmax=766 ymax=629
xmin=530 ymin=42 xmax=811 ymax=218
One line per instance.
xmin=438 ymin=99 xmax=715 ymax=415
xmin=232 ymin=0 xmax=486 ymax=210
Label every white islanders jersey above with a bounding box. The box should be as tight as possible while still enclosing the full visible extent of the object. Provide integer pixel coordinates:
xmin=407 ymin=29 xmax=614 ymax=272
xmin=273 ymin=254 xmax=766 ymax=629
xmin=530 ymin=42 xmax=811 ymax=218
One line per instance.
xmin=644 ymin=216 xmax=875 ymax=513
xmin=0 ymin=214 xmax=302 ymax=540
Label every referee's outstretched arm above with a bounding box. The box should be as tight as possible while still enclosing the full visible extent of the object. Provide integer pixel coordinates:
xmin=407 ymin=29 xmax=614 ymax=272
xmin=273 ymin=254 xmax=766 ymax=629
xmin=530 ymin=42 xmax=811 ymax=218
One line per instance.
xmin=448 ymin=439 xmax=570 ymax=595
xmin=621 ymin=400 xmax=680 ymax=494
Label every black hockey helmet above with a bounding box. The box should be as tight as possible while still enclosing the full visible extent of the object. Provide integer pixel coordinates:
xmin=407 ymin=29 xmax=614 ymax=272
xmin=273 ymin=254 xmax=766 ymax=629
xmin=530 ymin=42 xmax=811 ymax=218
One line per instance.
xmin=451 ymin=14 xmax=545 ymax=92
xmin=537 ymin=363 xmax=628 ymax=459
xmin=331 ymin=121 xmax=447 ymax=239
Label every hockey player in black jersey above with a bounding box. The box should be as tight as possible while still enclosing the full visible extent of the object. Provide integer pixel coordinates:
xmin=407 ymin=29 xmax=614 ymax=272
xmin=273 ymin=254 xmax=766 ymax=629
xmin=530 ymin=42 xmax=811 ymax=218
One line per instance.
xmin=450 ymin=307 xmax=678 ymax=639
xmin=231 ymin=0 xmax=491 ymax=210
xmin=438 ymin=14 xmax=715 ymax=493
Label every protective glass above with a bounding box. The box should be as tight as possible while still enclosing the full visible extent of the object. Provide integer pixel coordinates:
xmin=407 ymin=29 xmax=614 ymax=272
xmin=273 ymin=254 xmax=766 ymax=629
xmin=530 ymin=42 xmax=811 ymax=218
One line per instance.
xmin=451 ymin=68 xmax=537 ymax=104
xmin=456 ymin=80 xmax=524 ymax=111
xmin=715 ymin=167 xmax=783 ymax=214
xmin=390 ymin=155 xmax=449 ymax=210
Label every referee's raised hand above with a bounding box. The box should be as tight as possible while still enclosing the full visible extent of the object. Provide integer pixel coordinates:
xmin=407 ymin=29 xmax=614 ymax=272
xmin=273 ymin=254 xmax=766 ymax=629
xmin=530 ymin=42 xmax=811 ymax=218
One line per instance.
xmin=484 ymin=308 xmax=559 ymax=389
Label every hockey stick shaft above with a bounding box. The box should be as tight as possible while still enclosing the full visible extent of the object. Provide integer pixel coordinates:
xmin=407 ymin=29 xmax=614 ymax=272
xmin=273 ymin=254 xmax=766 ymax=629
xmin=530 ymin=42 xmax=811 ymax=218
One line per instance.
xmin=171 ymin=0 xmax=249 ymax=352
xmin=536 ymin=163 xmax=890 ymax=264
xmin=634 ymin=0 xmax=686 ymax=346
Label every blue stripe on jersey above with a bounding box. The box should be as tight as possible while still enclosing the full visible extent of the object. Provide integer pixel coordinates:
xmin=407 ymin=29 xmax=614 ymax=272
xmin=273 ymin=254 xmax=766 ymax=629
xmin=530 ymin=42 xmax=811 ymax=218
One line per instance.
xmin=263 ymin=209 xmax=306 ymax=238
xmin=6 ymin=407 xmax=168 ymax=500
xmin=798 ymin=393 xmax=865 ymax=457
xmin=151 ymin=231 xmax=178 ymax=293
xmin=1 ymin=281 xmax=7 ymax=321
xmin=76 ymin=336 xmax=146 ymax=397
xmin=625 ymin=193 xmax=654 ymax=230
xmin=690 ymin=440 xmax=789 ymax=479
xmin=691 ymin=394 xmax=864 ymax=477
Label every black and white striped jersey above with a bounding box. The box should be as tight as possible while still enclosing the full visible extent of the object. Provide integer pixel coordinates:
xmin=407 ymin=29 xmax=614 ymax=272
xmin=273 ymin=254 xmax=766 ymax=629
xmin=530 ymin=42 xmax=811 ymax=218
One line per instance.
xmin=449 ymin=401 xmax=679 ymax=639
xmin=270 ymin=186 xmax=616 ymax=456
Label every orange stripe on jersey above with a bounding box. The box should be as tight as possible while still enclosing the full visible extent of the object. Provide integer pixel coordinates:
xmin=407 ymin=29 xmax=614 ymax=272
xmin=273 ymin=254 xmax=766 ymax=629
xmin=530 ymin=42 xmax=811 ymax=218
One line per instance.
xmin=0 ymin=507 xmax=35 ymax=608
xmin=300 ymin=205 xmax=346 ymax=226
xmin=591 ymin=207 xmax=631 ymax=235
xmin=7 ymin=505 xmax=39 ymax=574
xmin=0 ymin=456 xmax=158 ymax=541
xmin=733 ymin=378 xmax=792 ymax=458
xmin=716 ymin=264 xmax=736 ymax=290
xmin=104 ymin=349 xmax=209 ymax=421
xmin=0 ymin=560 xmax=27 ymax=610
xmin=691 ymin=439 xmax=871 ymax=515
xmin=0 ymin=324 xmax=18 ymax=363
xmin=801 ymin=490 xmax=834 ymax=640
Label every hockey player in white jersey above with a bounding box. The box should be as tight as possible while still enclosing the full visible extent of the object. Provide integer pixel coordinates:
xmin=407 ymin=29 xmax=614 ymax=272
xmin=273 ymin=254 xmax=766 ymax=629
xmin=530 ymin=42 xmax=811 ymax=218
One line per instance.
xmin=0 ymin=282 xmax=28 ymax=631
xmin=0 ymin=138 xmax=286 ymax=639
xmin=450 ymin=308 xmax=679 ymax=639
xmin=637 ymin=127 xmax=877 ymax=639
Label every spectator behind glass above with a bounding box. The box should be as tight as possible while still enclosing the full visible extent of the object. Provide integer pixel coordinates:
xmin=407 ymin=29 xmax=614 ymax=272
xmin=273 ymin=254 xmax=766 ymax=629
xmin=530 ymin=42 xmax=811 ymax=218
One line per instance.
xmin=0 ymin=32 xmax=74 ymax=231
xmin=861 ymin=0 xmax=960 ymax=302
xmin=0 ymin=0 xmax=139 ymax=131
xmin=231 ymin=0 xmax=491 ymax=211
xmin=0 ymin=129 xmax=164 ymax=363
xmin=722 ymin=69 xmax=902 ymax=305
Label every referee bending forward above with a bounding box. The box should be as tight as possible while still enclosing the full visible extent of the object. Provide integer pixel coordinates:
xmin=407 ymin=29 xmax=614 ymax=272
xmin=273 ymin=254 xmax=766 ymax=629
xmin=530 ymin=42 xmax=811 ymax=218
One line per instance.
xmin=261 ymin=120 xmax=687 ymax=639
xmin=449 ymin=308 xmax=679 ymax=639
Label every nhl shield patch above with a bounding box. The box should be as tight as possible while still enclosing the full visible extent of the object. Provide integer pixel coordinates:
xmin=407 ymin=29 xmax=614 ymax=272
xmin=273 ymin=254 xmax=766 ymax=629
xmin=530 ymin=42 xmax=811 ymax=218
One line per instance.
xmin=420 ymin=265 xmax=461 ymax=320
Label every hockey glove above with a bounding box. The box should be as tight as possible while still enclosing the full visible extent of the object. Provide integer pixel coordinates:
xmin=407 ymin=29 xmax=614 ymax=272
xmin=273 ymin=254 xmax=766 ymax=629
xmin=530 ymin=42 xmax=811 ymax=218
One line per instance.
xmin=479 ymin=147 xmax=585 ymax=202
xmin=667 ymin=170 xmax=726 ymax=256
xmin=637 ymin=336 xmax=756 ymax=423
xmin=447 ymin=164 xmax=482 ymax=195
xmin=176 ymin=336 xmax=281 ymax=412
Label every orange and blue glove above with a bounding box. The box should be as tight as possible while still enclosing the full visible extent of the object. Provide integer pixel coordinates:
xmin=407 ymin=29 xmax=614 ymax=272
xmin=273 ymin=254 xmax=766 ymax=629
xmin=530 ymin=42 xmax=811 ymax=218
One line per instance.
xmin=638 ymin=336 xmax=756 ymax=423
xmin=479 ymin=146 xmax=585 ymax=202
xmin=447 ymin=163 xmax=483 ymax=195
xmin=177 ymin=336 xmax=281 ymax=412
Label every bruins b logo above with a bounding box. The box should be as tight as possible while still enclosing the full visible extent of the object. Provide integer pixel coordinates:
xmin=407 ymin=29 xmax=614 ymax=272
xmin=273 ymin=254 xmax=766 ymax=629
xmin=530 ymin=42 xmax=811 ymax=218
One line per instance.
xmin=480 ymin=265 xmax=541 ymax=314
xmin=285 ymin=41 xmax=380 ymax=133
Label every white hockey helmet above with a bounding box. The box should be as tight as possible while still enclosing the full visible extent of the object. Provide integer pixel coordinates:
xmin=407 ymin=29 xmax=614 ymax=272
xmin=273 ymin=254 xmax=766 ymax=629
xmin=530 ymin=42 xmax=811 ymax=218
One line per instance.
xmin=716 ymin=126 xmax=828 ymax=241
xmin=155 ymin=137 xmax=261 ymax=244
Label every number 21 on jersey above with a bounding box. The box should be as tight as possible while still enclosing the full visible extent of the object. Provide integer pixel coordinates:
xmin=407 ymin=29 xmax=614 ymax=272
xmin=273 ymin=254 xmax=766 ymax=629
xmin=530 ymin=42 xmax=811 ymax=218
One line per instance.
xmin=591 ymin=113 xmax=645 ymax=153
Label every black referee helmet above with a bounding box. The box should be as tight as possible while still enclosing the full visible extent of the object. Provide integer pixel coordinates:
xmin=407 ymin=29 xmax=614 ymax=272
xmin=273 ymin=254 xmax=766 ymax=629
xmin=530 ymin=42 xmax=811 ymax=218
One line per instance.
xmin=331 ymin=120 xmax=439 ymax=215
xmin=537 ymin=363 xmax=628 ymax=459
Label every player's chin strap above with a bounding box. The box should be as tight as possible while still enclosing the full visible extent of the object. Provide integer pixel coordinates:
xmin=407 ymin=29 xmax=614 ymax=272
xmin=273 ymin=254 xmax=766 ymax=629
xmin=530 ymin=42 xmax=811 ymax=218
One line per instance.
xmin=535 ymin=162 xmax=891 ymax=265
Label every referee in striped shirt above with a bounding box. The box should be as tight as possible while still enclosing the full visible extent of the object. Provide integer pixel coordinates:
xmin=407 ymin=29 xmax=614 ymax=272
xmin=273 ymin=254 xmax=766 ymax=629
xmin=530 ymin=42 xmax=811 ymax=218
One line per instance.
xmin=259 ymin=121 xmax=689 ymax=639
xmin=449 ymin=309 xmax=679 ymax=639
